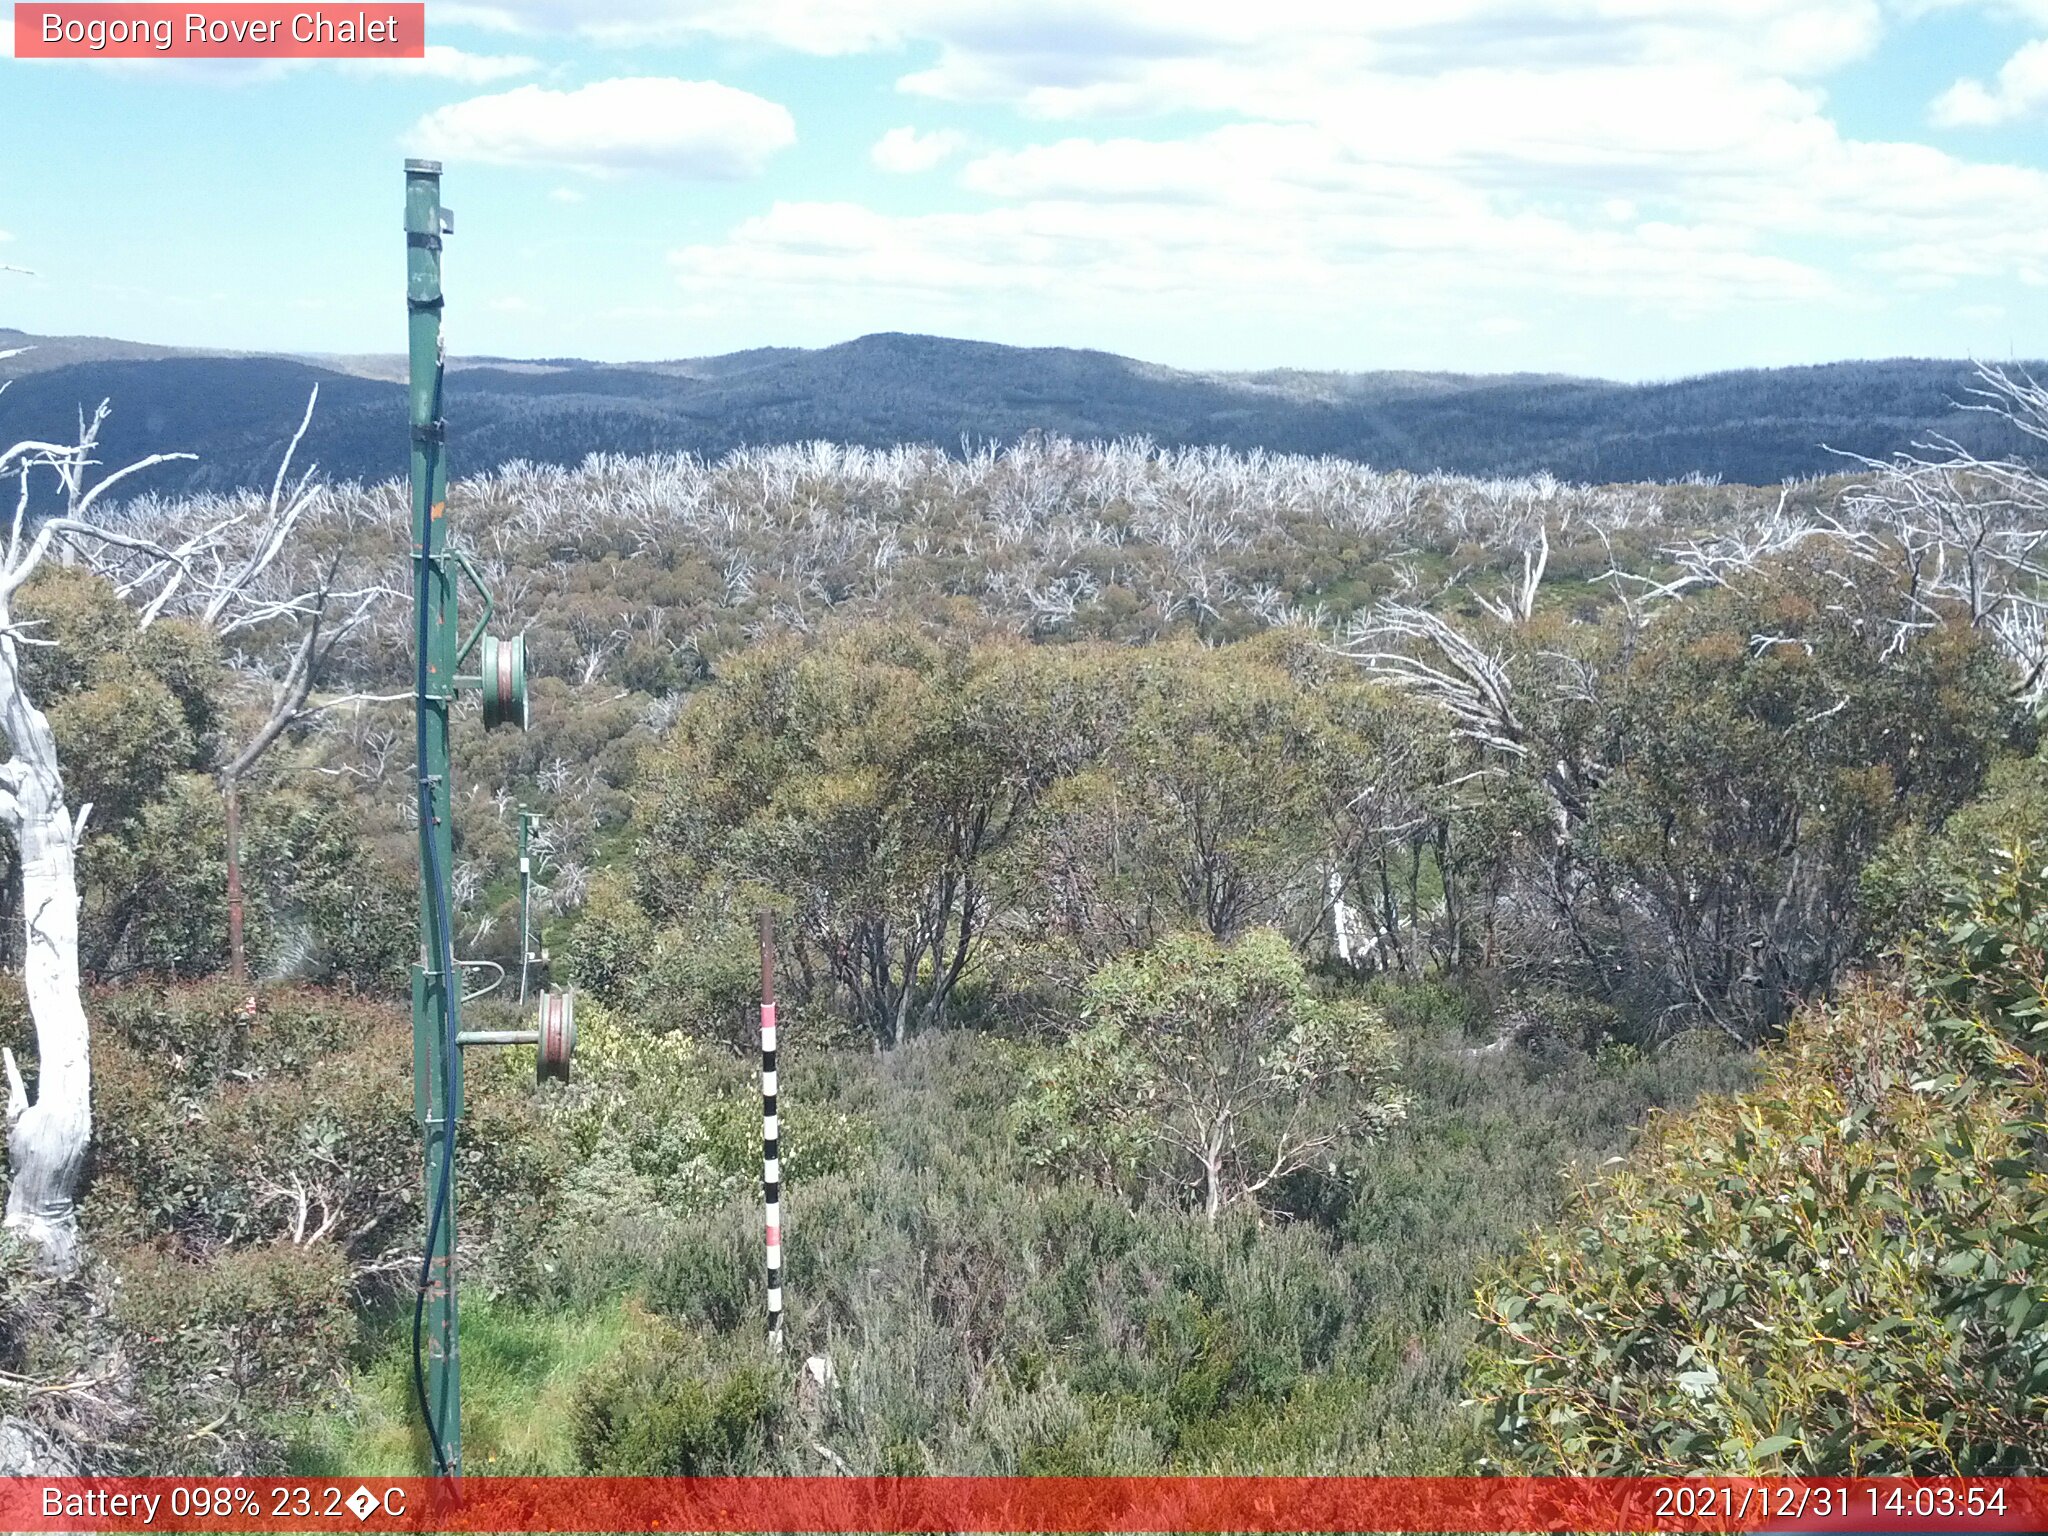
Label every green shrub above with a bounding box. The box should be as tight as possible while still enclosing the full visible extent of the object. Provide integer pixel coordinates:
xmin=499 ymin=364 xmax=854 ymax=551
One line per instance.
xmin=646 ymin=1209 xmax=757 ymax=1332
xmin=86 ymin=981 xmax=560 ymax=1289
xmin=1016 ymin=931 xmax=1404 ymax=1219
xmin=115 ymin=1241 xmax=356 ymax=1441
xmin=1861 ymin=749 xmax=2048 ymax=953
xmin=243 ymin=789 xmax=413 ymax=994
xmin=632 ymin=915 xmax=765 ymax=1052
xmin=525 ymin=1000 xmax=869 ymax=1303
xmin=563 ymin=873 xmax=654 ymax=1006
xmin=1470 ymin=851 xmax=2048 ymax=1474
xmin=88 ymin=984 xmax=419 ymax=1263
xmin=294 ymin=1007 xmax=1747 ymax=1477
xmin=571 ymin=1327 xmax=785 ymax=1474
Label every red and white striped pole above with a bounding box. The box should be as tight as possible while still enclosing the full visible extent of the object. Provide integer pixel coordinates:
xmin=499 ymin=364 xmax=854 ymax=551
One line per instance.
xmin=759 ymin=910 xmax=782 ymax=1349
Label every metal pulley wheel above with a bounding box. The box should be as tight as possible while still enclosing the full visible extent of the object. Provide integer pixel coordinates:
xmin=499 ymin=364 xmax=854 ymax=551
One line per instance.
xmin=479 ymin=632 xmax=529 ymax=731
xmin=536 ymin=987 xmax=576 ymax=1083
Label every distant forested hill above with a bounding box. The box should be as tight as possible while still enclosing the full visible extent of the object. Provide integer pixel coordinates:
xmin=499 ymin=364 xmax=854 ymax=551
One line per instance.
xmin=0 ymin=327 xmax=2037 ymax=493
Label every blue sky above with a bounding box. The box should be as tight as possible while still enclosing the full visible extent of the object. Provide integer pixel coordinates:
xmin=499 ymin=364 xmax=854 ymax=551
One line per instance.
xmin=2 ymin=1 xmax=2045 ymax=379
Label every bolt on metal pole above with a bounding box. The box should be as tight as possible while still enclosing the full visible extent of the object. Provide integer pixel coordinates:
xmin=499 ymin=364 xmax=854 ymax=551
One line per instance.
xmin=406 ymin=157 xmax=462 ymax=1477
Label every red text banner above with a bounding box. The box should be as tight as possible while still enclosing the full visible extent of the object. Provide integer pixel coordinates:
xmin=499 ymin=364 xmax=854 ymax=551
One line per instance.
xmin=13 ymin=4 xmax=425 ymax=58
xmin=6 ymin=1477 xmax=2047 ymax=1533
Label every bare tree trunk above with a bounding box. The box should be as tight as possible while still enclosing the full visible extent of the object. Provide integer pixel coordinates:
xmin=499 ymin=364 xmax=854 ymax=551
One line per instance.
xmin=0 ymin=628 xmax=89 ymax=1275
xmin=1326 ymin=864 xmax=1353 ymax=966
xmin=0 ymin=395 xmax=266 ymax=1273
xmin=224 ymin=774 xmax=245 ymax=982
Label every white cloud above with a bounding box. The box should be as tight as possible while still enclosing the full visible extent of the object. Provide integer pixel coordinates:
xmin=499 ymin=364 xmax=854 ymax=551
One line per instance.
xmin=667 ymin=42 xmax=2048 ymax=333
xmin=340 ymin=45 xmax=540 ymax=83
xmin=407 ymin=1 xmax=2038 ymax=362
xmin=889 ymin=1 xmax=1884 ymax=118
xmin=548 ymin=187 xmax=586 ymax=203
xmin=671 ymin=189 xmax=1836 ymax=329
xmin=433 ymin=0 xmax=916 ymax=51
xmin=426 ymin=0 xmax=1884 ymax=86
xmin=3 ymin=35 xmax=534 ymax=81
xmin=870 ymin=126 xmax=965 ymax=173
xmin=407 ymin=77 xmax=796 ymax=177
xmin=1931 ymin=38 xmax=2048 ymax=125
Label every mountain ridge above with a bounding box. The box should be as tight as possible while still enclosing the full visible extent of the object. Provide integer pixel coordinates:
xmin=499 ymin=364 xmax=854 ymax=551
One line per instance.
xmin=0 ymin=328 xmax=2036 ymax=493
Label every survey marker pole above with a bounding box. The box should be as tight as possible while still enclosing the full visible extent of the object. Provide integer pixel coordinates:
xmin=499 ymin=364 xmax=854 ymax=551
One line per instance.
xmin=518 ymin=808 xmax=541 ymax=1004
xmin=761 ymin=911 xmax=783 ymax=1349
xmin=407 ymin=157 xmax=462 ymax=1476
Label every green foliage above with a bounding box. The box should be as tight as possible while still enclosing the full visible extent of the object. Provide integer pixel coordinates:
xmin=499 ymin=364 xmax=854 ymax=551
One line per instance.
xmin=16 ymin=568 xmax=219 ymax=793
xmin=242 ymin=786 xmax=413 ymax=993
xmin=31 ymin=416 xmax=2047 ymax=1481
xmin=289 ymin=1297 xmax=639 ymax=1476
xmin=1018 ymin=931 xmax=1404 ymax=1219
xmin=627 ymin=629 xmax=1439 ymax=1043
xmin=646 ymin=1218 xmax=757 ymax=1334
xmin=1556 ymin=555 xmax=2016 ymax=1037
xmin=532 ymin=1000 xmax=870 ymax=1292
xmin=1470 ymin=851 xmax=2048 ymax=1474
xmin=1862 ymin=748 xmax=2048 ymax=953
xmin=637 ymin=623 xmax=1080 ymax=1046
xmin=613 ymin=573 xmax=2014 ymax=1054
xmin=115 ymin=1241 xmax=356 ymax=1435
xmin=563 ymin=872 xmax=654 ymax=1006
xmin=569 ymin=883 xmax=766 ymax=1052
xmin=572 ymin=1329 xmax=784 ymax=1474
xmin=1017 ymin=638 xmax=1435 ymax=971
xmin=1041 ymin=648 xmax=1340 ymax=945
xmin=0 ymin=568 xmax=409 ymax=989
xmin=89 ymin=773 xmax=228 ymax=975
xmin=292 ymin=993 xmax=1747 ymax=1477
xmin=0 ymin=568 xmax=231 ymax=974
xmin=87 ymin=983 xmax=423 ymax=1264
xmin=0 ymin=1222 xmax=365 ymax=1475
xmin=35 ymin=982 xmax=567 ymax=1471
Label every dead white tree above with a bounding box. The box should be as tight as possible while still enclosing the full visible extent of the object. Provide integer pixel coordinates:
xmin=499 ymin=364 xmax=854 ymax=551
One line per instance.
xmin=0 ymin=382 xmax=371 ymax=1264
xmin=1474 ymin=522 xmax=1549 ymax=626
xmin=1340 ymin=602 xmax=1535 ymax=764
xmin=159 ymin=388 xmax=400 ymax=978
xmin=1336 ymin=525 xmax=1604 ymax=973
xmin=0 ymin=400 xmax=193 ymax=1272
xmin=1833 ymin=364 xmax=2048 ymax=701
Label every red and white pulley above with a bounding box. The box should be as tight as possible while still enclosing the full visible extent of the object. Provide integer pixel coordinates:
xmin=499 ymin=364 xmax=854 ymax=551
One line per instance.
xmin=536 ymin=987 xmax=576 ymax=1083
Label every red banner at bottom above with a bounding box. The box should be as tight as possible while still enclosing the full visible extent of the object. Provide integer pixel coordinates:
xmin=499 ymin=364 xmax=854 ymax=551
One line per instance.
xmin=10 ymin=1477 xmax=2048 ymax=1533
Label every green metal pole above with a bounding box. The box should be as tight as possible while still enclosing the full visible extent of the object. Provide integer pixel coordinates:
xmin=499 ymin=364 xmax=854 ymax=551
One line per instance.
xmin=406 ymin=157 xmax=462 ymax=1476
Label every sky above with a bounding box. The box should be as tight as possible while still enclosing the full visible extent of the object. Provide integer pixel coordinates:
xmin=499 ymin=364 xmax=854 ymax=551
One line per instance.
xmin=1 ymin=0 xmax=2045 ymax=380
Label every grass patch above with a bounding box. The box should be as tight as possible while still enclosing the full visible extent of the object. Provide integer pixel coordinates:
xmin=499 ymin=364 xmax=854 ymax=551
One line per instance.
xmin=288 ymin=1295 xmax=639 ymax=1475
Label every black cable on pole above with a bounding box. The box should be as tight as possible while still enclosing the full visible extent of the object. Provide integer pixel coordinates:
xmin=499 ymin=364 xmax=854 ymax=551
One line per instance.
xmin=410 ymin=494 xmax=459 ymax=1478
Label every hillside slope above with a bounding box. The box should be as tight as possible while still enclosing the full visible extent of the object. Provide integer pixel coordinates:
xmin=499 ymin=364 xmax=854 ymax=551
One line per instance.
xmin=0 ymin=328 xmax=2035 ymax=492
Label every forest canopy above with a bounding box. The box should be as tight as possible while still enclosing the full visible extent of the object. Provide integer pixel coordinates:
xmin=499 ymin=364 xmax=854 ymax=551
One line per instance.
xmin=2 ymin=395 xmax=2047 ymax=1476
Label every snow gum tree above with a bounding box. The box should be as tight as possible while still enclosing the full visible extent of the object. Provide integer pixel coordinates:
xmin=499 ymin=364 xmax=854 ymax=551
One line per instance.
xmin=1019 ymin=929 xmax=1407 ymax=1221
xmin=0 ymin=402 xmax=193 ymax=1271
xmin=0 ymin=385 xmax=335 ymax=1272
